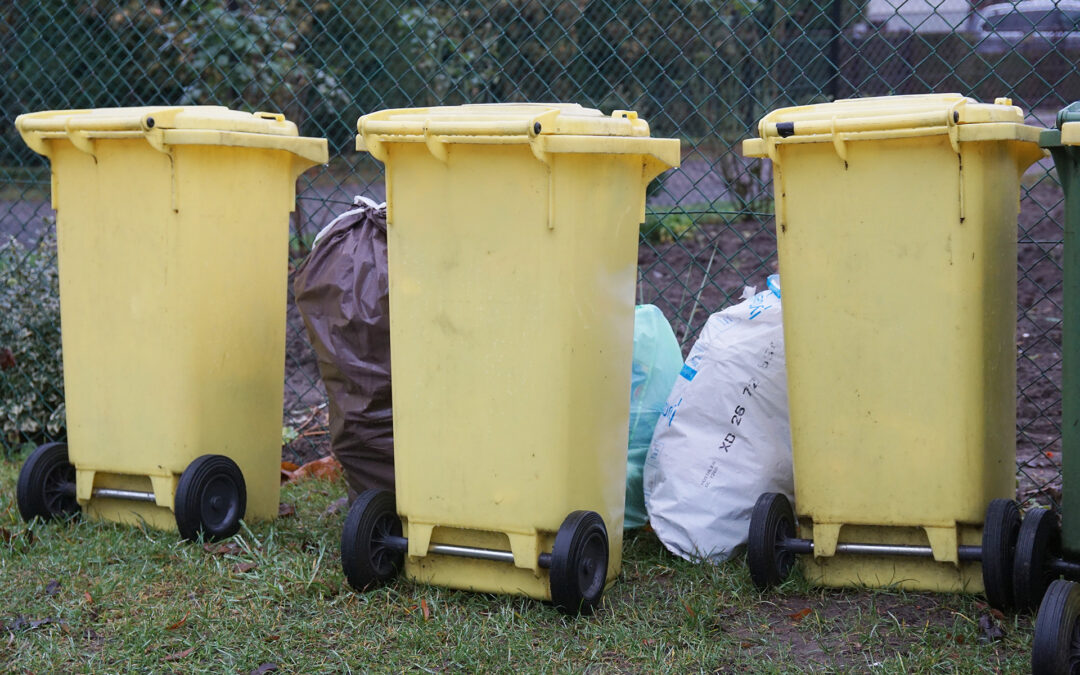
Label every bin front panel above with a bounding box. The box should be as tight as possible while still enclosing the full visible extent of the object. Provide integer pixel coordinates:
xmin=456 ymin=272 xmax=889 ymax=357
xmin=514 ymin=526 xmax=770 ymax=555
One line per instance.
xmin=1045 ymin=131 xmax=1080 ymax=555
xmin=385 ymin=142 xmax=642 ymax=587
xmin=55 ymin=140 xmax=292 ymax=523
xmin=777 ymin=133 xmax=1018 ymax=529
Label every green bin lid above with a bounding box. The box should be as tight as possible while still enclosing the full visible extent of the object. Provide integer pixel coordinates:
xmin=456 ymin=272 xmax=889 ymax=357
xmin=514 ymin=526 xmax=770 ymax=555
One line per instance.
xmin=1043 ymin=101 xmax=1080 ymax=148
xmin=1058 ymin=101 xmax=1080 ymax=128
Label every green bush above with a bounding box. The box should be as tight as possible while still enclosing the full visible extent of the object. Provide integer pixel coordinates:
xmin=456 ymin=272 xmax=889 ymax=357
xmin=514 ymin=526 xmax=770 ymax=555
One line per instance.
xmin=642 ymin=211 xmax=694 ymax=244
xmin=0 ymin=233 xmax=64 ymax=453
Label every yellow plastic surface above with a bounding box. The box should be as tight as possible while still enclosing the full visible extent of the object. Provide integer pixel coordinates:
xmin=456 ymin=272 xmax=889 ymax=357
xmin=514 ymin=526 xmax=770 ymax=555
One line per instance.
xmin=357 ymin=103 xmax=679 ymax=600
xmin=744 ymin=95 xmax=1044 ymax=592
xmin=15 ymin=106 xmax=327 ymax=529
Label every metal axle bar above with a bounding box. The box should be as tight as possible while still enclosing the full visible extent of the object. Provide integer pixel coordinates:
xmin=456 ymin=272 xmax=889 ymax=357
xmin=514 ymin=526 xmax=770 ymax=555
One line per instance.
xmin=92 ymin=487 xmax=157 ymax=503
xmin=382 ymin=535 xmax=552 ymax=568
xmin=1050 ymin=557 xmax=1080 ymax=578
xmin=782 ymin=538 xmax=982 ymax=561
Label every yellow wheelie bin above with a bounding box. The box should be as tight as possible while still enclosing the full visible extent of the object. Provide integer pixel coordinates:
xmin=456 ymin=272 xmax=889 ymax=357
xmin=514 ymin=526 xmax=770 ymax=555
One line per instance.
xmin=742 ymin=94 xmax=1044 ymax=595
xmin=14 ymin=107 xmax=327 ymax=540
xmin=339 ymin=104 xmax=679 ymax=614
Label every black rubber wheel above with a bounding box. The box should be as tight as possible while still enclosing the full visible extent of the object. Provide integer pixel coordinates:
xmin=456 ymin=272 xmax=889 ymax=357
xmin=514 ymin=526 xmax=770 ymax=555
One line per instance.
xmin=1033 ymin=579 xmax=1080 ymax=674
xmin=1015 ymin=508 xmax=1062 ymax=613
xmin=982 ymin=498 xmax=1021 ymax=611
xmin=174 ymin=454 xmax=246 ymax=542
xmin=549 ymin=510 xmax=609 ymax=616
xmin=341 ymin=489 xmax=404 ymax=592
xmin=16 ymin=442 xmax=80 ymax=522
xmin=748 ymin=492 xmax=797 ymax=590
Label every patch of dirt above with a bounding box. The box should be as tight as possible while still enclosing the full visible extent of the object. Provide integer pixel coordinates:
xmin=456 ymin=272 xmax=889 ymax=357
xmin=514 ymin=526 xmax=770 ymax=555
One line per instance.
xmin=717 ymin=591 xmax=1022 ymax=671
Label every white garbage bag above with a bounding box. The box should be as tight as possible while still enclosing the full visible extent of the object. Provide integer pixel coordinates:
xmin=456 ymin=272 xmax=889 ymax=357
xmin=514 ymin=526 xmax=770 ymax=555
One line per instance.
xmin=643 ymin=274 xmax=793 ymax=562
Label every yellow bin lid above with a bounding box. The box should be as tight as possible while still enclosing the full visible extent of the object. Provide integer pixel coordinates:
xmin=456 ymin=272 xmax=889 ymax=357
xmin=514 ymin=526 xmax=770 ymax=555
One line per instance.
xmin=743 ymin=94 xmax=1042 ymax=162
xmin=15 ymin=106 xmax=328 ymax=164
xmin=356 ymin=103 xmax=680 ymax=169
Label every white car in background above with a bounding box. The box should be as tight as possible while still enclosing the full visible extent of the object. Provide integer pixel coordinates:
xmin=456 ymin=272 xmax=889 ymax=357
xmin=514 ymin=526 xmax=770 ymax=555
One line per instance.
xmin=975 ymin=0 xmax=1080 ymax=54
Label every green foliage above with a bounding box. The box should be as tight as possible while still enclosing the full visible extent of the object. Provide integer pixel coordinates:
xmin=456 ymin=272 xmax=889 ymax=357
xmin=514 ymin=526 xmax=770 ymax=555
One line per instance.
xmin=0 ymin=234 xmax=64 ymax=450
xmin=642 ymin=211 xmax=695 ymax=244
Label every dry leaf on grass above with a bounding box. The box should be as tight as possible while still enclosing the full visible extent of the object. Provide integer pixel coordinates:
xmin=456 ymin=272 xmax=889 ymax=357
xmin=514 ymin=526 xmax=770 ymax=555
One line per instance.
xmin=421 ymin=598 xmax=430 ymax=621
xmin=280 ymin=461 xmax=300 ymax=483
xmin=978 ymin=613 xmax=1005 ymax=644
xmin=281 ymin=456 xmax=343 ymax=484
xmin=163 ymin=646 xmax=195 ymax=662
xmin=788 ymin=608 xmax=812 ymax=622
xmin=233 ymin=561 xmax=258 ymax=574
xmin=165 ymin=611 xmax=189 ymax=631
xmin=249 ymin=663 xmax=279 ymax=674
xmin=323 ymin=496 xmax=349 ymax=517
xmin=278 ymin=503 xmax=296 ymax=518
xmin=203 ymin=541 xmax=243 ymax=556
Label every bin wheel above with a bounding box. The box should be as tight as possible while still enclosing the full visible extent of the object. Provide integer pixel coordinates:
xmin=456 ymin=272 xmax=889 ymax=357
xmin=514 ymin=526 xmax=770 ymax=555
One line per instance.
xmin=748 ymin=492 xmax=797 ymax=590
xmin=1015 ymin=508 xmax=1062 ymax=613
xmin=341 ymin=489 xmax=403 ymax=592
xmin=174 ymin=454 xmax=246 ymax=542
xmin=1032 ymin=580 xmax=1080 ymax=674
xmin=549 ymin=510 xmax=609 ymax=616
xmin=982 ymin=498 xmax=1021 ymax=611
xmin=16 ymin=442 xmax=80 ymax=522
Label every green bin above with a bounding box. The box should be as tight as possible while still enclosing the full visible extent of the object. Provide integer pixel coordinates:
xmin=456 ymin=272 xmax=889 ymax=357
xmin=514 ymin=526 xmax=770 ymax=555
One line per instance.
xmin=1029 ymin=105 xmax=1080 ymax=672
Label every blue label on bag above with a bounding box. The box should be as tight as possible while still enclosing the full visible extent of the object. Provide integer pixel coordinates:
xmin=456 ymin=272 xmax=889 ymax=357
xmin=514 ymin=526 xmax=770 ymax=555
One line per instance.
xmin=680 ymin=364 xmax=697 ymax=381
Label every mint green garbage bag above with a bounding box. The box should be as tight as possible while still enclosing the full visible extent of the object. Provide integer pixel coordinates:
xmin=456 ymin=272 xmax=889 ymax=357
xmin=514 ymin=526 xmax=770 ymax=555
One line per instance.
xmin=625 ymin=305 xmax=683 ymax=529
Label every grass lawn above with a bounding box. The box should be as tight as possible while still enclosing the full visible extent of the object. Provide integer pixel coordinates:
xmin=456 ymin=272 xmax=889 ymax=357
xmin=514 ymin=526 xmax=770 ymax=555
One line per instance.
xmin=0 ymin=457 xmax=1034 ymax=673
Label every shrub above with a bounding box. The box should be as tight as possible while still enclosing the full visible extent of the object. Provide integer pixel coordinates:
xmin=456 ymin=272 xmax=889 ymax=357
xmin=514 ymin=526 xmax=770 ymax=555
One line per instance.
xmin=0 ymin=233 xmax=64 ymax=453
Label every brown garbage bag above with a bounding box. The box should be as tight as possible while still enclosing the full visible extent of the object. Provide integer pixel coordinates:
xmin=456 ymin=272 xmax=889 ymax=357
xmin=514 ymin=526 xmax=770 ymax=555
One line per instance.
xmin=293 ymin=197 xmax=393 ymax=501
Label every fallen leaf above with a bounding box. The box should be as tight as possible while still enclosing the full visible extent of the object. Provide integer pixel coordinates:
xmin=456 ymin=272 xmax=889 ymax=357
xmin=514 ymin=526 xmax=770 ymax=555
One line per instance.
xmin=953 ymin=634 xmax=965 ymax=644
xmin=249 ymin=665 xmax=278 ymax=675
xmin=280 ymin=461 xmax=300 ymax=483
xmin=0 ymin=348 xmax=15 ymax=370
xmin=163 ymin=646 xmax=195 ymax=662
xmin=264 ymin=634 xmax=280 ymax=642
xmin=10 ymin=616 xmax=57 ymax=631
xmin=0 ymin=527 xmax=11 ymax=544
xmin=740 ymin=641 xmax=753 ymax=648
xmin=203 ymin=541 xmax=242 ymax=556
xmin=278 ymin=503 xmax=296 ymax=518
xmin=788 ymin=608 xmax=812 ymax=623
xmin=282 ymin=456 xmax=343 ymax=484
xmin=44 ymin=580 xmax=60 ymax=597
xmin=83 ymin=591 xmax=93 ymax=604
xmin=421 ymin=598 xmax=430 ymax=621
xmin=682 ymin=601 xmax=696 ymax=617
xmin=233 ymin=561 xmax=258 ymax=574
xmin=323 ymin=496 xmax=349 ymax=517
xmin=642 ymin=638 xmax=656 ymax=647
xmin=989 ymin=608 xmax=1005 ymax=621
xmin=165 ymin=611 xmax=190 ymax=631
xmin=978 ymin=613 xmax=1005 ymax=644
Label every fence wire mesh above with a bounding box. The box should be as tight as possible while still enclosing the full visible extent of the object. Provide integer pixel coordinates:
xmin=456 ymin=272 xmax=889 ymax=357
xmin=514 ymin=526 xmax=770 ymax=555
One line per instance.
xmin=0 ymin=0 xmax=1073 ymax=506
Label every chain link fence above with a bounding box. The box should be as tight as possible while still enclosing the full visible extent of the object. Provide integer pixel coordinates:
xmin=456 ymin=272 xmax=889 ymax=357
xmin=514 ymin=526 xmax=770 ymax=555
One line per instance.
xmin=0 ymin=0 xmax=1072 ymax=506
